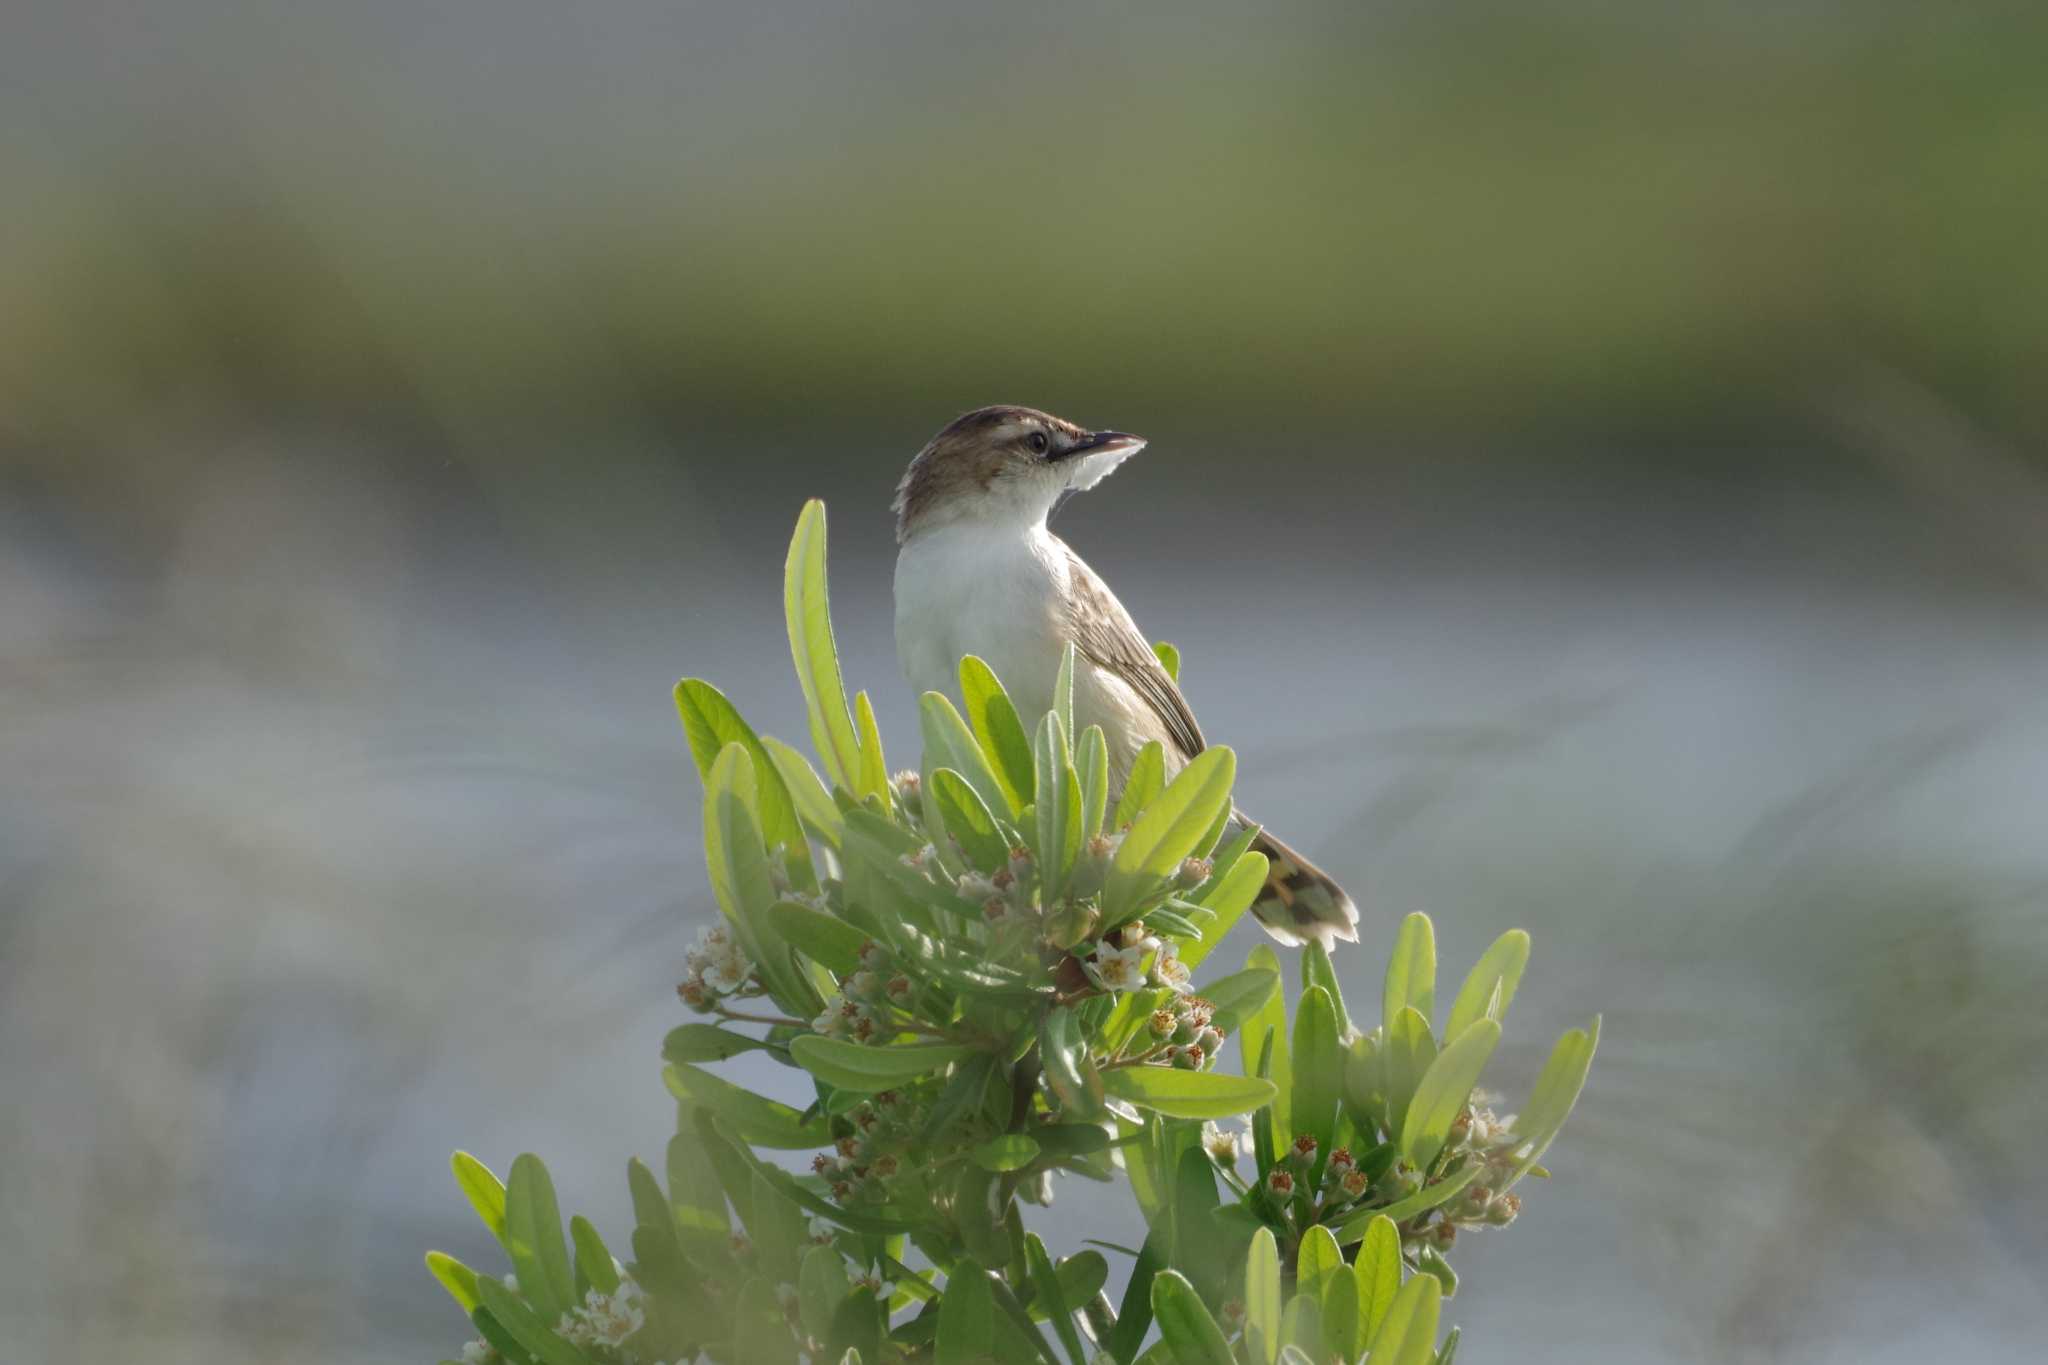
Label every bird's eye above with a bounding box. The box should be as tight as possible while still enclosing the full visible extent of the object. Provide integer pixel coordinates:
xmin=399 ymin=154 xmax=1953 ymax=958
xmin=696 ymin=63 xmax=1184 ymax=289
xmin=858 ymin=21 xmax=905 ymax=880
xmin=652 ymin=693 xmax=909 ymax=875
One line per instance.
xmin=1027 ymin=431 xmax=1049 ymax=454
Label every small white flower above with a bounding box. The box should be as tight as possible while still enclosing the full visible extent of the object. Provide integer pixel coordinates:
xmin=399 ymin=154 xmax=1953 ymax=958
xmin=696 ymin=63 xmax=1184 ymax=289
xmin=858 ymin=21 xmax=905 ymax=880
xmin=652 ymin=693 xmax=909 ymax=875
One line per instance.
xmin=704 ymin=948 xmax=751 ymax=993
xmin=1201 ymin=1120 xmax=1248 ymax=1164
xmin=1084 ymin=941 xmax=1149 ymax=992
xmin=1150 ymin=942 xmax=1191 ymax=993
xmin=806 ymin=1216 xmax=836 ymax=1245
xmin=459 ymin=1341 xmax=499 ymax=1365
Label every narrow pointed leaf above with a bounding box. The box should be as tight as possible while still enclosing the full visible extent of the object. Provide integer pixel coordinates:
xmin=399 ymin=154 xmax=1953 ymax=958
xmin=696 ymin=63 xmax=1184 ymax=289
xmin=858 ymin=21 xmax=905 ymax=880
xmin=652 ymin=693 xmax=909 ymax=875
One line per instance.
xmin=1291 ymin=986 xmax=1344 ymax=1173
xmin=1239 ymin=944 xmax=1291 ymax=1148
xmin=665 ymin=1063 xmax=827 ymax=1148
xmin=938 ymin=1258 xmax=996 ymax=1365
xmin=1026 ymin=1231 xmax=1088 ymax=1365
xmin=1323 ymin=1265 xmax=1362 ymax=1363
xmin=959 ymin=655 xmax=1034 ymax=813
xmin=931 ymin=768 xmax=1010 ymax=871
xmin=785 ymin=500 xmax=861 ymax=789
xmin=1034 ymin=713 xmax=1082 ymax=901
xmin=663 ymin=1023 xmax=775 ymax=1065
xmin=1106 ymin=747 xmax=1236 ymax=916
xmin=451 ymin=1152 xmax=507 ymax=1239
xmin=570 ymin=1216 xmax=620 ymax=1296
xmin=973 ymin=1134 xmax=1042 ymax=1172
xmin=1382 ymin=912 xmax=1437 ymax=1038
xmin=1075 ymin=725 xmax=1110 ymax=842
xmin=1112 ymin=741 xmax=1166 ymax=831
xmin=853 ymin=689 xmax=890 ymax=804
xmin=1301 ymin=941 xmax=1352 ymax=1038
xmin=675 ymin=679 xmax=804 ymax=860
xmin=1444 ymin=929 xmax=1531 ymax=1039
xmin=474 ymin=1274 xmax=588 ymax=1365
xmin=1180 ymin=849 xmax=1265 ymax=970
xmin=760 ymin=735 xmax=844 ymax=848
xmin=1152 ymin=641 xmax=1181 ymax=681
xmin=1504 ymin=1015 xmax=1600 ymax=1188
xmin=1149 ymin=1270 xmax=1235 ymax=1365
xmin=1244 ymin=1227 xmax=1282 ymax=1365
xmin=789 ymin=1037 xmax=972 ymax=1092
xmin=1052 ymin=642 xmax=1077 ymax=743
xmin=504 ymin=1154 xmax=575 ymax=1322
xmin=425 ymin=1250 xmax=482 ymax=1312
xmin=1200 ymin=966 xmax=1279 ymax=1034
xmin=1401 ymin=1019 xmax=1502 ymax=1169
xmin=920 ymin=692 xmax=1011 ymax=823
xmin=1381 ymin=1006 xmax=1437 ymax=1138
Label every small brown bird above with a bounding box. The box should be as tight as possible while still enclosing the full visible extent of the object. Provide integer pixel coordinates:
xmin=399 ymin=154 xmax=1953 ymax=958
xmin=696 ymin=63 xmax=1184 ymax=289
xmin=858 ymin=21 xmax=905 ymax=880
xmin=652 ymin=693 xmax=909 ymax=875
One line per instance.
xmin=892 ymin=404 xmax=1359 ymax=950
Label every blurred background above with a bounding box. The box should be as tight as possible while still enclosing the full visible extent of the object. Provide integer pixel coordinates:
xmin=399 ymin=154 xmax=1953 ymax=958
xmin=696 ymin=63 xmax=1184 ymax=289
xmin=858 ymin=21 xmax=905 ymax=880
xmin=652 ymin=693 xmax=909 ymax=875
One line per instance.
xmin=5 ymin=2 xmax=2046 ymax=1361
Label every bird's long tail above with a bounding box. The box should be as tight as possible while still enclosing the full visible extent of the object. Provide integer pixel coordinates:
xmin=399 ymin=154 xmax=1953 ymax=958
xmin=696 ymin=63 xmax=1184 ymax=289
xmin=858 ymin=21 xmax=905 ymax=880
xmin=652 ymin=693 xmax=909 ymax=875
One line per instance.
xmin=1234 ymin=808 xmax=1360 ymax=950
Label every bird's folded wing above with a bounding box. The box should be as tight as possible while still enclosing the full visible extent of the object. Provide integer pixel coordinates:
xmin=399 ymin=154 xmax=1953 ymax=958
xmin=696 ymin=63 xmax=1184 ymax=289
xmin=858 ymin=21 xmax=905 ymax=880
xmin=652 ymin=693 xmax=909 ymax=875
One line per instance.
xmin=1060 ymin=545 xmax=1206 ymax=761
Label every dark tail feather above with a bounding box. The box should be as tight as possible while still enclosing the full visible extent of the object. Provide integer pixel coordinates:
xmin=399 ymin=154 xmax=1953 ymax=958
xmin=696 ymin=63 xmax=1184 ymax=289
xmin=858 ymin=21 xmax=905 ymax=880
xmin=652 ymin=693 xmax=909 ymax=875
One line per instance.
xmin=1237 ymin=811 xmax=1360 ymax=950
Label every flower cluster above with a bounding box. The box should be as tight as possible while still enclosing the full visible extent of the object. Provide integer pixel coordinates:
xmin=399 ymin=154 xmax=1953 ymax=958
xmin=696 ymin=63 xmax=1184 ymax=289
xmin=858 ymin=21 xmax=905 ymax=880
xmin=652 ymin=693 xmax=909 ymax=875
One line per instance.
xmin=1082 ymin=922 xmax=1192 ymax=995
xmin=809 ymin=940 xmax=912 ymax=1043
xmin=555 ymin=1278 xmax=648 ymax=1352
xmin=676 ymin=922 xmax=754 ymax=1012
xmin=1144 ymin=990 xmax=1224 ymax=1069
xmin=811 ymin=1089 xmax=924 ymax=1205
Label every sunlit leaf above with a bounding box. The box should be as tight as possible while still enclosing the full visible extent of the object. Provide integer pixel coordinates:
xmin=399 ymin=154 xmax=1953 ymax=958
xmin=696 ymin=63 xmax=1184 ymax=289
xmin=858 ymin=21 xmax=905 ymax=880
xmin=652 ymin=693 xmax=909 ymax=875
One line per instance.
xmin=425 ymin=1250 xmax=481 ymax=1313
xmin=1113 ymin=741 xmax=1166 ymax=831
xmin=1353 ymin=1214 xmax=1401 ymax=1339
xmin=1296 ymin=1223 xmax=1344 ymax=1301
xmin=1052 ymin=642 xmax=1077 ymax=743
xmin=1106 ymin=747 xmax=1236 ymax=918
xmin=1239 ymin=944 xmax=1292 ymax=1150
xmin=959 ymin=655 xmax=1033 ymax=814
xmin=1443 ymin=929 xmax=1531 ymax=1040
xmin=1075 ymin=724 xmax=1110 ymax=843
xmin=1323 ymin=1262 xmax=1362 ymax=1363
xmin=1365 ymin=1271 xmax=1441 ymax=1365
xmin=663 ymin=1023 xmax=775 ymax=1066
xmin=1152 ymin=641 xmax=1181 ymax=682
xmin=1401 ymin=1018 xmax=1502 ymax=1169
xmin=451 ymin=1151 xmax=507 ymax=1240
xmin=1149 ymin=1270 xmax=1235 ymax=1365
xmin=853 ymin=689 xmax=890 ymax=805
xmin=675 ymin=678 xmax=805 ymax=865
xmin=1382 ymin=912 xmax=1437 ymax=1039
xmin=1180 ymin=848 xmax=1265 ymax=970
xmin=760 ymin=736 xmax=845 ymax=849
xmin=1100 ymin=1067 xmax=1277 ymax=1120
xmin=1504 ymin=1015 xmax=1601 ymax=1188
xmin=1301 ymin=941 xmax=1352 ymax=1038
xmin=801 ymin=1244 xmax=853 ymax=1341
xmin=1381 ymin=1005 xmax=1437 ymax=1138
xmin=920 ymin=692 xmax=1011 ymax=824
xmin=1291 ymin=986 xmax=1344 ymax=1174
xmin=785 ymin=500 xmax=862 ymax=790
xmin=931 ymin=768 xmax=1009 ymax=871
xmin=1199 ymin=965 xmax=1279 ymax=1034
xmin=1026 ymin=1231 xmax=1088 ymax=1365
xmin=1034 ymin=713 xmax=1082 ymax=901
xmin=1244 ymin=1226 xmax=1281 ymax=1365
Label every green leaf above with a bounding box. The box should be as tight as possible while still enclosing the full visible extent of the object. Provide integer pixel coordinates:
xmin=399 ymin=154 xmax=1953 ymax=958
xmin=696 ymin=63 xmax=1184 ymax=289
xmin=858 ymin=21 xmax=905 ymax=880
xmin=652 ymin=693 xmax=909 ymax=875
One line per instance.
xmin=674 ymin=679 xmax=805 ymax=861
xmin=1301 ymin=941 xmax=1352 ymax=1038
xmin=1200 ymin=965 xmax=1280 ymax=1034
xmin=1365 ymin=1272 xmax=1441 ymax=1365
xmin=1041 ymin=1007 xmax=1105 ymax=1120
xmin=1414 ymin=1245 xmax=1458 ymax=1298
xmin=1100 ymin=1067 xmax=1277 ymax=1120
xmin=800 ymin=1244 xmax=853 ymax=1340
xmin=785 ymin=500 xmax=862 ymax=790
xmin=853 ymin=689 xmax=890 ymax=805
xmin=1291 ymin=986 xmax=1344 ymax=1173
xmin=451 ymin=1151 xmax=507 ymax=1240
xmin=1105 ymin=748 xmax=1236 ymax=917
xmin=1280 ymin=1292 xmax=1322 ymax=1358
xmin=1288 ymin=1227 xmax=1339 ymax=1321
xmin=1435 ymin=1326 xmax=1462 ymax=1365
xmin=1075 ymin=725 xmax=1110 ymax=843
xmin=1353 ymin=1214 xmax=1401 ymax=1340
xmin=1504 ymin=1014 xmax=1601 ymax=1188
xmin=425 ymin=1250 xmax=481 ymax=1313
xmin=505 ymin=1154 xmax=575 ymax=1323
xmin=938 ymin=1257 xmax=996 ymax=1365
xmin=1346 ymin=1162 xmax=1484 ymax=1232
xmin=1026 ymin=1231 xmax=1089 ymax=1365
xmin=1051 ymin=1251 xmax=1109 ymax=1312
xmin=959 ymin=655 xmax=1034 ymax=814
xmin=1106 ymin=1232 xmax=1163 ymax=1364
xmin=1152 ymin=640 xmax=1181 ymax=682
xmin=973 ymin=1134 xmax=1043 ymax=1172
xmin=1323 ymin=1263 xmax=1362 ymax=1364
xmin=1149 ymin=1270 xmax=1236 ymax=1365
xmin=1239 ymin=944 xmax=1292 ymax=1150
xmin=664 ymin=1063 xmax=828 ymax=1148
xmin=1112 ymin=742 xmax=1166 ymax=832
xmin=1401 ymin=1018 xmax=1503 ymax=1169
xmin=666 ymin=1126 xmax=733 ymax=1247
xmin=827 ymin=1288 xmax=884 ymax=1365
xmin=570 ymin=1216 xmax=620 ymax=1296
xmin=789 ymin=1037 xmax=972 ymax=1093
xmin=704 ymin=743 xmax=816 ymax=1015
xmin=1382 ymin=912 xmax=1437 ymax=1039
xmin=474 ymin=1272 xmax=589 ymax=1365
xmin=760 ymin=736 xmax=845 ymax=848
xmin=920 ymin=692 xmax=1013 ymax=824
xmin=663 ymin=1023 xmax=775 ymax=1065
xmin=1381 ymin=1006 xmax=1437 ymax=1139
xmin=1443 ymin=929 xmax=1531 ymax=1040
xmin=930 ymin=769 xmax=1010 ymax=871
xmin=1181 ymin=849 xmax=1265 ymax=971
xmin=1034 ymin=712 xmax=1082 ymax=901
xmin=1244 ymin=1226 xmax=1282 ymax=1365
xmin=765 ymin=901 xmax=870 ymax=976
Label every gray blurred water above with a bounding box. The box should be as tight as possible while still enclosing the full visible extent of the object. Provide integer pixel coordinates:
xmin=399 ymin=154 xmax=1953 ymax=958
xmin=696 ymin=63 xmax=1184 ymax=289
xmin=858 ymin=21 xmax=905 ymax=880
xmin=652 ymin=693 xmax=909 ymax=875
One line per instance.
xmin=3 ymin=437 xmax=2046 ymax=1364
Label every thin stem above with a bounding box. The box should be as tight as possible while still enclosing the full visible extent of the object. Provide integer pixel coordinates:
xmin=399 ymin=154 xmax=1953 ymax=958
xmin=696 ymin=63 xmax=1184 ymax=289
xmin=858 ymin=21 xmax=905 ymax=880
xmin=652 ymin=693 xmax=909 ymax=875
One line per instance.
xmin=713 ymin=1005 xmax=808 ymax=1028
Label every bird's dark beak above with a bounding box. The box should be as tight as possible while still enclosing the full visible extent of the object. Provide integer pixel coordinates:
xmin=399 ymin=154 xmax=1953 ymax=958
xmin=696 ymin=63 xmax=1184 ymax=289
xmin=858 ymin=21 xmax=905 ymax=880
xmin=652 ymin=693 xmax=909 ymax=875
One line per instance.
xmin=1055 ymin=430 xmax=1146 ymax=461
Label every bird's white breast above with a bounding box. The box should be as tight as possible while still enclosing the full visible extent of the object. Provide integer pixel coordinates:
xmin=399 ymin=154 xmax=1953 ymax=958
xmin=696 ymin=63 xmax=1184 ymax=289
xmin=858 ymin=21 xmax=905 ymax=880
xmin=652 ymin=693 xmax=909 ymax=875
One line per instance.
xmin=894 ymin=523 xmax=1071 ymax=721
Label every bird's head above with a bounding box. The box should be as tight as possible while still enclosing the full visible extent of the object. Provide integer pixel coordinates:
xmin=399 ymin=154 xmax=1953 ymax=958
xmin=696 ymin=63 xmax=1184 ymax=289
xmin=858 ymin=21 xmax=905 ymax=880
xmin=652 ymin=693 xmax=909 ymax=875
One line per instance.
xmin=893 ymin=405 xmax=1146 ymax=543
